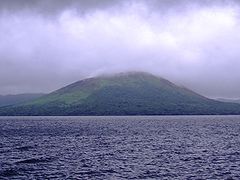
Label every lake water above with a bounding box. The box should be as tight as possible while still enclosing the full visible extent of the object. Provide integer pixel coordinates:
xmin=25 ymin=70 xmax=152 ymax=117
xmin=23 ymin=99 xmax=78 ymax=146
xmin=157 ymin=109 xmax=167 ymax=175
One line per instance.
xmin=0 ymin=116 xmax=240 ymax=179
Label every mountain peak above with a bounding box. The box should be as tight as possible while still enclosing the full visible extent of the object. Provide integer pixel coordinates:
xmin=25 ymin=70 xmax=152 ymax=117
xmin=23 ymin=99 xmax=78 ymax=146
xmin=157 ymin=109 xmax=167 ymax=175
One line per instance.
xmin=1 ymin=72 xmax=240 ymax=116
xmin=95 ymin=71 xmax=156 ymax=79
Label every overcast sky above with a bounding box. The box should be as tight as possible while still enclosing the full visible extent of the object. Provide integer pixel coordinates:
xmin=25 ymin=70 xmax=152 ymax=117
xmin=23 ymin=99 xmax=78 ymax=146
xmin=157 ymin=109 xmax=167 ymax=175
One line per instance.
xmin=1 ymin=0 xmax=240 ymax=98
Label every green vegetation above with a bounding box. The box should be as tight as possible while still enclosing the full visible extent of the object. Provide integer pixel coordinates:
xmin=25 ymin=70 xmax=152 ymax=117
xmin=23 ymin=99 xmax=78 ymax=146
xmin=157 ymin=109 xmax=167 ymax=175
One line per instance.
xmin=1 ymin=72 xmax=240 ymax=116
xmin=0 ymin=93 xmax=44 ymax=107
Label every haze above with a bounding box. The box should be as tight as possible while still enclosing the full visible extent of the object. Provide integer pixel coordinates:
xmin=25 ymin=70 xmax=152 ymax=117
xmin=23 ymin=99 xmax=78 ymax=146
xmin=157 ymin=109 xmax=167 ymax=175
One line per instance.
xmin=1 ymin=0 xmax=240 ymax=98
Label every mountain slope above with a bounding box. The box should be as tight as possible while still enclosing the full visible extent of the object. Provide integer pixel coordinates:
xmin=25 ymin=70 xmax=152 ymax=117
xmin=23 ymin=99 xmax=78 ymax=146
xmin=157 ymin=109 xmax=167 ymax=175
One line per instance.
xmin=0 ymin=93 xmax=45 ymax=107
xmin=1 ymin=72 xmax=240 ymax=116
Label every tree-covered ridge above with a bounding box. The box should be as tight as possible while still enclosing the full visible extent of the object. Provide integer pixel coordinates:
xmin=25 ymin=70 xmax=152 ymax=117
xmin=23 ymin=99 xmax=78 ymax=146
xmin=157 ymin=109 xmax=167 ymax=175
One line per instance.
xmin=0 ymin=93 xmax=44 ymax=107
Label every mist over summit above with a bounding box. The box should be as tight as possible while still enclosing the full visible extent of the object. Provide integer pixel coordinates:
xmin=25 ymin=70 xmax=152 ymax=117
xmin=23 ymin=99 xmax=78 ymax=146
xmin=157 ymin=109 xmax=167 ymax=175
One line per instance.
xmin=0 ymin=0 xmax=240 ymax=98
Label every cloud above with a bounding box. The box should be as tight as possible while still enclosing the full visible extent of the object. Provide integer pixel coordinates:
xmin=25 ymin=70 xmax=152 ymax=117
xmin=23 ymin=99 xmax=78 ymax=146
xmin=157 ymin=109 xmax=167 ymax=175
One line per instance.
xmin=0 ymin=0 xmax=124 ymax=16
xmin=0 ymin=0 xmax=240 ymax=98
xmin=0 ymin=0 xmax=238 ymax=16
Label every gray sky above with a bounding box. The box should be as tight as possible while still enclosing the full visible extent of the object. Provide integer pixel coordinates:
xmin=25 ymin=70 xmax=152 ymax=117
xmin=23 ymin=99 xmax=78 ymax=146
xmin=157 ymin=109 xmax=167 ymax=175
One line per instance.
xmin=1 ymin=0 xmax=240 ymax=98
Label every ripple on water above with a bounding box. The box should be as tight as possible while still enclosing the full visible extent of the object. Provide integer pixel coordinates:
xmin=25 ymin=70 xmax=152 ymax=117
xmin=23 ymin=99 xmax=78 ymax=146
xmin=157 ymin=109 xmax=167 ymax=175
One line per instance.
xmin=0 ymin=169 xmax=19 ymax=178
xmin=16 ymin=156 xmax=55 ymax=164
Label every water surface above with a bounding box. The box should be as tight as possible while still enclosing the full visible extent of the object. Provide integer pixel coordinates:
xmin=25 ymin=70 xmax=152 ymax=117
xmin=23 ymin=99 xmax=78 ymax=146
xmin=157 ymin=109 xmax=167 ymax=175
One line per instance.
xmin=0 ymin=116 xmax=240 ymax=179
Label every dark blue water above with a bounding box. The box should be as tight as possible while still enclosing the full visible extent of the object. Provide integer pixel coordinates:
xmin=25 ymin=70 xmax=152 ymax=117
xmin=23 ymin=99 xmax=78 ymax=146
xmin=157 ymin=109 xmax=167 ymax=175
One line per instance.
xmin=0 ymin=116 xmax=240 ymax=179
